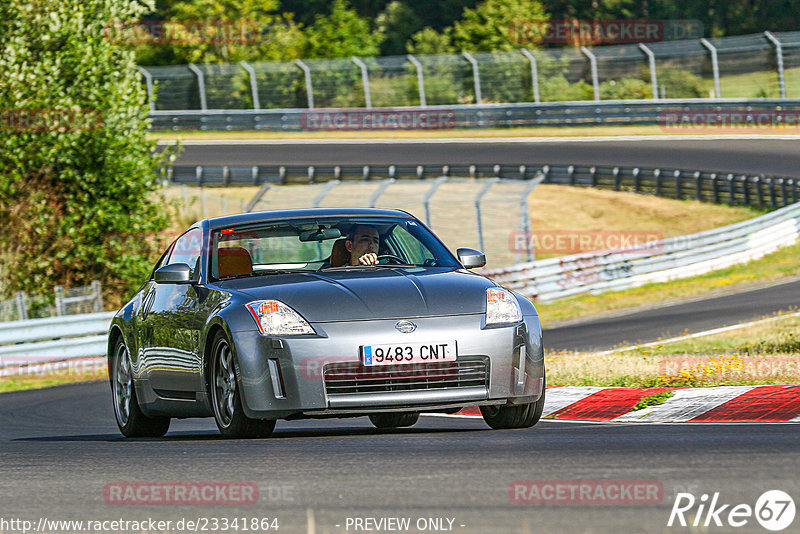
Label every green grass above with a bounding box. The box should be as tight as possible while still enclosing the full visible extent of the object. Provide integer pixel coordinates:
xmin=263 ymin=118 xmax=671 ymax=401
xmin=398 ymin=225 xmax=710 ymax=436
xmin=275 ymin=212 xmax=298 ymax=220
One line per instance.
xmin=632 ymin=390 xmax=675 ymax=410
xmin=0 ymin=368 xmax=107 ymax=393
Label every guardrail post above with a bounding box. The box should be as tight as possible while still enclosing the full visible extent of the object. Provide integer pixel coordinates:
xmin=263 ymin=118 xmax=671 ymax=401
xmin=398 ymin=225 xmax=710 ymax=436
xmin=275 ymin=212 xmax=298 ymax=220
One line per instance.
xmin=462 ymin=52 xmax=482 ymax=105
xmin=613 ymin=166 xmax=620 ymax=190
xmin=195 ymin=165 xmax=204 ymax=186
xmin=542 ymin=164 xmax=550 ymax=183
xmin=308 ymin=166 xmax=315 ymax=184
xmin=637 ymin=43 xmax=659 ymax=100
xmin=694 ymin=171 xmax=702 ymax=201
xmin=700 ymin=39 xmax=721 ymax=98
xmin=654 ymin=168 xmax=662 ymax=196
xmin=780 ymin=178 xmax=788 ymax=206
xmin=351 ymin=57 xmax=372 ymax=108
xmin=741 ymin=176 xmax=751 ymax=206
xmin=674 ymin=170 xmax=681 ymax=199
xmin=567 ymin=165 xmax=575 ymax=186
xmin=137 ymin=67 xmax=156 ymax=112
xmin=474 ymin=178 xmax=498 ymax=252
xmin=727 ymin=173 xmax=735 ymax=204
xmin=362 ymin=165 xmax=371 ymax=181
xmin=295 ymin=59 xmax=314 ymax=108
xmin=768 ymin=177 xmax=777 ymax=207
xmin=187 ymin=64 xmax=207 ymax=111
xmin=388 ymin=165 xmax=396 ymax=179
xmin=223 ymin=166 xmax=231 ymax=186
xmin=423 ymin=176 xmax=448 ymax=227
xmin=711 ymin=173 xmax=719 ymax=203
xmin=251 ymin=166 xmax=259 ymax=186
xmin=590 ymin=166 xmax=597 ymax=187
xmin=580 ymin=46 xmax=600 ymax=101
xmin=469 ymin=165 xmax=477 ymax=179
xmin=520 ymin=49 xmax=541 ymax=103
xmin=15 ymin=292 xmax=28 ymax=321
xmin=764 ymin=32 xmax=786 ymax=99
xmin=755 ymin=175 xmax=764 ymax=206
xmin=519 ymin=165 xmax=527 ymax=180
xmin=791 ymin=179 xmax=798 ymax=204
xmin=406 ymin=54 xmax=426 ymax=106
xmin=633 ymin=167 xmax=641 ymax=193
xmin=240 ymin=61 xmax=260 ymax=110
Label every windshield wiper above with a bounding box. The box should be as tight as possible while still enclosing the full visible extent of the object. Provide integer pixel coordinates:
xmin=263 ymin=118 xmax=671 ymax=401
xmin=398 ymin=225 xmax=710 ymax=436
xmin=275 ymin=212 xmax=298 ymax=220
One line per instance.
xmin=218 ymin=270 xmax=305 ymax=281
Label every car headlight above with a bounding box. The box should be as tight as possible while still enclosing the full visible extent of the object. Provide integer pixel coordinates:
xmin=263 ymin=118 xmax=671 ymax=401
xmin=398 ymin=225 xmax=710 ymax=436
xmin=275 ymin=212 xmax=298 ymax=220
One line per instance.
xmin=245 ymin=300 xmax=315 ymax=336
xmin=486 ymin=288 xmax=522 ymax=325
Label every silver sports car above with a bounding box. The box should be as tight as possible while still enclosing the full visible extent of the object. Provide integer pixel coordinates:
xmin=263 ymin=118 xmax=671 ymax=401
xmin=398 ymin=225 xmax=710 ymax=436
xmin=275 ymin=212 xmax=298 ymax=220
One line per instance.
xmin=108 ymin=208 xmax=545 ymax=438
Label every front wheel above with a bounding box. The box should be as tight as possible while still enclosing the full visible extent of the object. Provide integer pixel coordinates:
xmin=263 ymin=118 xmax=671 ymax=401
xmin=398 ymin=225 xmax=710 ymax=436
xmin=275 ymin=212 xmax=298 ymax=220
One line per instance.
xmin=369 ymin=412 xmax=420 ymax=429
xmin=481 ymin=379 xmax=546 ymax=430
xmin=112 ymin=339 xmax=170 ymax=438
xmin=210 ymin=332 xmax=276 ymax=439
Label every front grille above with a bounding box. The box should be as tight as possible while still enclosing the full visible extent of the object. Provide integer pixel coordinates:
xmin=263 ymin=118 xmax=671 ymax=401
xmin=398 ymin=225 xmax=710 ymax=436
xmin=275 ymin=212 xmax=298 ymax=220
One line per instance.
xmin=323 ymin=356 xmax=489 ymax=395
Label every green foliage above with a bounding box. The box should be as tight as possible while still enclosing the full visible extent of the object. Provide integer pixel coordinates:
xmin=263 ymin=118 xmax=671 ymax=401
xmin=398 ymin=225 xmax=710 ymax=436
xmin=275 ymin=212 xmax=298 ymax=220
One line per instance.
xmin=452 ymin=0 xmax=548 ymax=52
xmin=407 ymin=27 xmax=455 ymax=55
xmin=632 ymin=390 xmax=675 ymax=411
xmin=304 ymin=0 xmax=383 ymax=58
xmin=0 ymin=0 xmax=172 ymax=304
xmin=375 ymin=1 xmax=423 ymax=56
xmin=600 ymin=77 xmax=652 ymax=100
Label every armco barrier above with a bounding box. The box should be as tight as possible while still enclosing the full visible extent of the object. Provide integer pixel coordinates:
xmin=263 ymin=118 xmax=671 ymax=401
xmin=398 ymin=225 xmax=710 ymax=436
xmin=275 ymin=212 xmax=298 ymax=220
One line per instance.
xmin=485 ymin=202 xmax=800 ymax=301
xmin=149 ymin=98 xmax=800 ymax=131
xmin=0 ymin=312 xmax=114 ymax=366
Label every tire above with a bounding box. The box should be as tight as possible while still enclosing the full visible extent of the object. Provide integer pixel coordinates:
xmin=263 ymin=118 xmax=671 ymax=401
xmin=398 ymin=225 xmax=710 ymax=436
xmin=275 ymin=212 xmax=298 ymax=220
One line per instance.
xmin=480 ymin=377 xmax=546 ymax=430
xmin=369 ymin=412 xmax=420 ymax=429
xmin=209 ymin=332 xmax=276 ymax=439
xmin=112 ymin=338 xmax=170 ymax=438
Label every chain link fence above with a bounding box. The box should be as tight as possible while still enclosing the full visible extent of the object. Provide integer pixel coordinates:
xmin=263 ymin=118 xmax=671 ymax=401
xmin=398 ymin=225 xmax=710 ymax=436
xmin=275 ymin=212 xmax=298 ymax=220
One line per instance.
xmin=140 ymin=31 xmax=800 ymax=111
xmin=0 ymin=281 xmax=103 ymax=322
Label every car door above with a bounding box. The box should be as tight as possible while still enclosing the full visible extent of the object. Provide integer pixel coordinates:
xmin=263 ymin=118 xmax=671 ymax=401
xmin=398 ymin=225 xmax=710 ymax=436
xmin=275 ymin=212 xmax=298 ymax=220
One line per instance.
xmin=141 ymin=227 xmax=208 ymax=396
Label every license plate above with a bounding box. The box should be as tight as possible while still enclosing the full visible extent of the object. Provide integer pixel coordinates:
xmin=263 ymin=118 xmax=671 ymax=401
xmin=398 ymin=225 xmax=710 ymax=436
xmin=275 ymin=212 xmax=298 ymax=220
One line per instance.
xmin=361 ymin=341 xmax=457 ymax=366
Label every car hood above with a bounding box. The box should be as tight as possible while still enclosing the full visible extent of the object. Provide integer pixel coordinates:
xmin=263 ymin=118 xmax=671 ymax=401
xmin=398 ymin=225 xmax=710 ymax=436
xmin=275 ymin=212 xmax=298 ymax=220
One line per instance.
xmin=222 ymin=268 xmax=494 ymax=322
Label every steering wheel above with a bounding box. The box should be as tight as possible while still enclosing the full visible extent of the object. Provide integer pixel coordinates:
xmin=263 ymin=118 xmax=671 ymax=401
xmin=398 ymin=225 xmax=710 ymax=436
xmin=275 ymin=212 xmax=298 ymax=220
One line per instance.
xmin=376 ymin=254 xmax=406 ymax=264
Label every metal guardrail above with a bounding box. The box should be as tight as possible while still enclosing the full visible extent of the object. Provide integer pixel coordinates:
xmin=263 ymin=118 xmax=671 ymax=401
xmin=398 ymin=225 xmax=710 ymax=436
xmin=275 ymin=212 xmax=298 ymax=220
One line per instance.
xmin=150 ymin=98 xmax=800 ymax=131
xmin=485 ymin=202 xmax=800 ymax=302
xmin=169 ymin=162 xmax=799 ymax=209
xmin=0 ymin=312 xmax=114 ymax=366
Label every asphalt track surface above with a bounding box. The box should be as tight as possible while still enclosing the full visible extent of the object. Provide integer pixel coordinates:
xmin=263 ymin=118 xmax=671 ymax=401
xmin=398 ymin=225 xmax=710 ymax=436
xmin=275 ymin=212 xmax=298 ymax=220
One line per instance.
xmin=172 ymin=137 xmax=800 ymax=177
xmin=1 ymin=381 xmax=798 ymax=534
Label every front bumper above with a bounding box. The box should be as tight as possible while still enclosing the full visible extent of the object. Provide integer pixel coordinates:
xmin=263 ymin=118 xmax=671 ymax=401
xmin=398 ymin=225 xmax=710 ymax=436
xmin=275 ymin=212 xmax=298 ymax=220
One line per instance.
xmin=229 ymin=313 xmax=544 ymax=419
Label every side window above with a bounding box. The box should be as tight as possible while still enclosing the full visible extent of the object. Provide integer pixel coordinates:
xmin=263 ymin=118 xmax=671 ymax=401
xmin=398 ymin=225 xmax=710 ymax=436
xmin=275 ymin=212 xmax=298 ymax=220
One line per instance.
xmin=167 ymin=228 xmax=204 ymax=279
xmin=150 ymin=243 xmax=174 ymax=279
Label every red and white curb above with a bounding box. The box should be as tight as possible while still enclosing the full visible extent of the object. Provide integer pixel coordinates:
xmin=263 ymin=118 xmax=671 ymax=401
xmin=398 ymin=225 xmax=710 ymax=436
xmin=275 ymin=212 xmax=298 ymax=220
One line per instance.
xmin=454 ymin=385 xmax=800 ymax=423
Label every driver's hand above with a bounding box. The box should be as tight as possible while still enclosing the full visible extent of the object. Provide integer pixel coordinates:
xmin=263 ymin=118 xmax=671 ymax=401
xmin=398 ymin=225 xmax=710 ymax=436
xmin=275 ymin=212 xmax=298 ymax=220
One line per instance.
xmin=358 ymin=253 xmax=378 ymax=265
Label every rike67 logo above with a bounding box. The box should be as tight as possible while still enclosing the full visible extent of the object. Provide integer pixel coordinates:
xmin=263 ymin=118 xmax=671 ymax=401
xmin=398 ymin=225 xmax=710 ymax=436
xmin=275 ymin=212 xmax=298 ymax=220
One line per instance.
xmin=668 ymin=490 xmax=796 ymax=531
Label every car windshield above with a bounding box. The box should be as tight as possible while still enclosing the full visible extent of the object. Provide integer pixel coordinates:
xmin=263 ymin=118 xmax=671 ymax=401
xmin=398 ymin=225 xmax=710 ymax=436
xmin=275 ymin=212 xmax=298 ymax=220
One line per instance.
xmin=209 ymin=216 xmax=460 ymax=280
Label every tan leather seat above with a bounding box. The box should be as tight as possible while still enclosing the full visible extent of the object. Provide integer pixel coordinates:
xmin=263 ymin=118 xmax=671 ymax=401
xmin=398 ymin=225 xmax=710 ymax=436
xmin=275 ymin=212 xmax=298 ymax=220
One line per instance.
xmin=218 ymin=247 xmax=253 ymax=278
xmin=329 ymin=238 xmax=349 ymax=267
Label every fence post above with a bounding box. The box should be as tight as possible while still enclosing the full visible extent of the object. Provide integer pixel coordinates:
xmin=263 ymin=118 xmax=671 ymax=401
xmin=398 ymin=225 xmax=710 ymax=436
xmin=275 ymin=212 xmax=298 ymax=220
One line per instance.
xmin=351 ymin=57 xmax=372 ymax=108
xmin=580 ymin=46 xmax=600 ymax=101
xmin=137 ymin=67 xmax=156 ymax=112
xmin=240 ymin=61 xmax=260 ymax=110
xmin=423 ymin=176 xmax=448 ymax=227
xmin=295 ymin=59 xmax=314 ymax=108
xmin=613 ymin=166 xmax=620 ymax=190
xmin=780 ymin=178 xmax=788 ymax=206
xmin=768 ymin=178 xmax=777 ymax=207
xmin=91 ymin=280 xmax=103 ymax=313
xmin=590 ymin=166 xmax=597 ymax=187
xmin=674 ymin=170 xmax=681 ymax=199
xmin=727 ymin=173 xmax=735 ymax=204
xmin=756 ymin=175 xmax=764 ymax=206
xmin=700 ymin=38 xmax=721 ymax=98
xmin=246 ymin=183 xmax=271 ymax=212
xmin=517 ymin=172 xmax=545 ymax=263
xmin=637 ymin=43 xmax=659 ymax=100
xmin=474 ymin=178 xmax=498 ymax=252
xmin=541 ymin=164 xmax=550 ymax=183
xmin=312 ymin=180 xmax=340 ymax=208
xmin=791 ymin=179 xmax=798 ymax=204
xmin=462 ymin=52 xmax=482 ymax=105
xmin=308 ymin=166 xmax=316 ymax=184
xmin=54 ymin=286 xmax=64 ymax=316
xmin=710 ymin=173 xmax=719 ymax=203
xmin=406 ymin=54 xmax=427 ymax=106
xmin=15 ymin=291 xmax=28 ymax=321
xmin=187 ymin=64 xmax=207 ymax=111
xmin=742 ymin=176 xmax=751 ymax=206
xmin=764 ymin=31 xmax=786 ymax=99
xmin=520 ymin=49 xmax=541 ymax=103
xmin=654 ymin=168 xmax=662 ymax=196
xmin=369 ymin=179 xmax=395 ymax=207
xmin=633 ymin=167 xmax=641 ymax=193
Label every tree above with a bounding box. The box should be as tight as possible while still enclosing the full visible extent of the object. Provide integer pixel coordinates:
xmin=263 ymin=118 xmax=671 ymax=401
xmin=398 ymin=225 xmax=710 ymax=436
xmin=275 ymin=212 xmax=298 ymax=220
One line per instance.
xmin=375 ymin=1 xmax=423 ymax=56
xmin=452 ymin=0 xmax=548 ymax=51
xmin=0 ymin=0 xmax=171 ymax=304
xmin=304 ymin=0 xmax=383 ymax=58
xmin=407 ymin=27 xmax=455 ymax=55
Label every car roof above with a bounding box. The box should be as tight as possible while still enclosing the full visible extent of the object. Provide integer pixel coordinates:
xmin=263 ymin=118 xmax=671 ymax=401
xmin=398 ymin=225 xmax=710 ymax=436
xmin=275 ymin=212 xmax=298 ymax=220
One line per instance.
xmin=195 ymin=207 xmax=416 ymax=231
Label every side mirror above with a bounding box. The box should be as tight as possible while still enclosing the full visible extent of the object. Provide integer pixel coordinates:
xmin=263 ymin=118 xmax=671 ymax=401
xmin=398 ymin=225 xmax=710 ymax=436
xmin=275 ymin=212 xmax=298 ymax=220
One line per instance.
xmin=154 ymin=263 xmax=193 ymax=284
xmin=457 ymin=248 xmax=486 ymax=269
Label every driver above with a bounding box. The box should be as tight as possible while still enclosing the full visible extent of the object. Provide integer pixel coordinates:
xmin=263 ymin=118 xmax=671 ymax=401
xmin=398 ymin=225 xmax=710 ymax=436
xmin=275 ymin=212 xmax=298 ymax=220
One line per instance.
xmin=346 ymin=224 xmax=380 ymax=265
